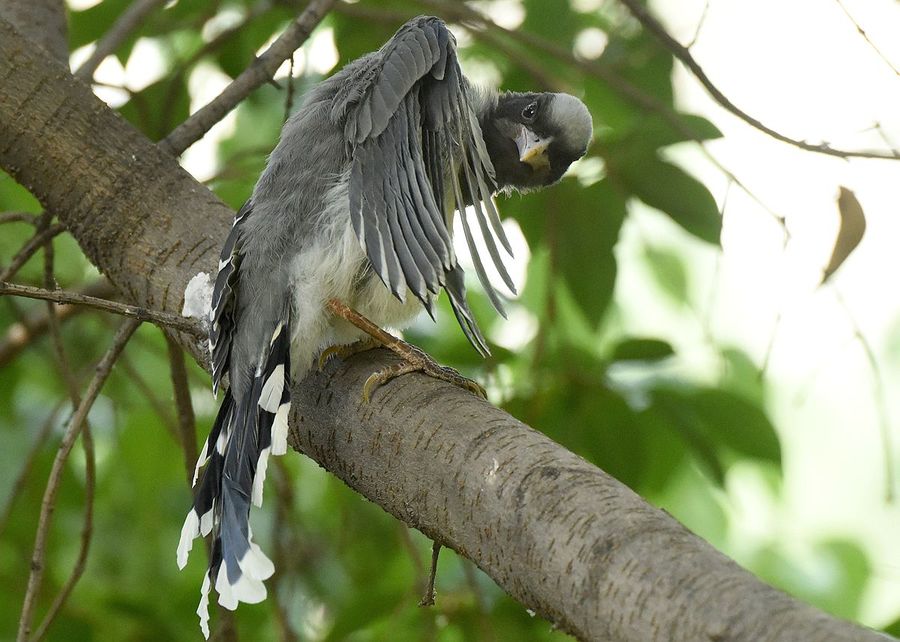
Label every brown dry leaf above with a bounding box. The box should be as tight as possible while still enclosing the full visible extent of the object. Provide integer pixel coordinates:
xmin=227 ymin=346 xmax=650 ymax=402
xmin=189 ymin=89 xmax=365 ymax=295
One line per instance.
xmin=821 ymin=186 xmax=866 ymax=285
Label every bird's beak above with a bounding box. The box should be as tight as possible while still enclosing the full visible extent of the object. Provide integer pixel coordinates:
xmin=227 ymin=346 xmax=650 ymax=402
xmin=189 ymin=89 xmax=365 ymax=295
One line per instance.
xmin=515 ymin=127 xmax=551 ymax=170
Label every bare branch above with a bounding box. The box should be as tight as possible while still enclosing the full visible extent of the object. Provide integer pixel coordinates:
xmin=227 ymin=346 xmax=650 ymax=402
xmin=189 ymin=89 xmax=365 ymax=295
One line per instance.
xmin=421 ymin=0 xmax=791 ymax=235
xmin=17 ymin=318 xmax=139 ymax=642
xmin=165 ymin=332 xmax=198 ymax=486
xmin=74 ymin=0 xmax=168 ymax=81
xmin=0 ymin=223 xmax=65 ymax=282
xmin=291 ymin=351 xmax=887 ymax=641
xmin=686 ymin=0 xmax=710 ymax=49
xmin=0 ymin=211 xmax=41 ymax=225
xmin=335 ymin=1 xmax=564 ymax=91
xmin=27 ymin=238 xmax=101 ymax=642
xmin=118 ymin=354 xmax=179 ymax=436
xmin=159 ymin=0 xmax=337 ymax=156
xmin=616 ymin=0 xmax=899 ymax=160
xmin=0 ymin=279 xmax=116 ymax=368
xmin=832 ymin=286 xmax=895 ymax=502
xmin=833 ymin=0 xmax=899 ymax=77
xmin=0 ymin=281 xmax=204 ymax=337
xmin=30 ymin=426 xmax=96 ymax=642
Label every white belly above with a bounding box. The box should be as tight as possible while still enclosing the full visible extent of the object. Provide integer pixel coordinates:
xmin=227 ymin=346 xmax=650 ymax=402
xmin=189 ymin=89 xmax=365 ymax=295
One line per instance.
xmin=287 ymin=178 xmax=424 ymax=377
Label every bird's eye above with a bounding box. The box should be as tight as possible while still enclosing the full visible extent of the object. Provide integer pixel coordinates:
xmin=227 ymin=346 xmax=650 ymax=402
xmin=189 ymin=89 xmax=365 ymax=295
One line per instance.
xmin=522 ymin=102 xmax=538 ymax=120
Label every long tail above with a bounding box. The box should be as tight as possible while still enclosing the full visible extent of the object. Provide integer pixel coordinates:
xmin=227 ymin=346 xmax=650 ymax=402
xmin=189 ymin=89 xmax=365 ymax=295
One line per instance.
xmin=177 ymin=320 xmax=292 ymax=638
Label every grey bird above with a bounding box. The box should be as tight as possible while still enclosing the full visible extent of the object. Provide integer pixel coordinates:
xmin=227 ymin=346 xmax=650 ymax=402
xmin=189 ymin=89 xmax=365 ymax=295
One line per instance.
xmin=176 ymin=15 xmax=592 ymax=636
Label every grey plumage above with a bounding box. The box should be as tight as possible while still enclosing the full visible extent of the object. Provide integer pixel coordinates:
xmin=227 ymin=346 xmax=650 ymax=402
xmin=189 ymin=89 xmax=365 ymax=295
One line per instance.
xmin=178 ymin=15 xmax=592 ymax=636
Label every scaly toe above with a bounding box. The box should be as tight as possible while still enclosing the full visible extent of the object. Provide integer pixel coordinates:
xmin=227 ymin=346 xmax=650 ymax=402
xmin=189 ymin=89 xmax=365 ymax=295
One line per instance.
xmin=319 ymin=338 xmax=381 ymax=371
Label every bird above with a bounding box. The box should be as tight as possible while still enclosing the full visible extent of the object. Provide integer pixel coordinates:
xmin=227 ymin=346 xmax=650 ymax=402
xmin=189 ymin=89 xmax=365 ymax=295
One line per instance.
xmin=176 ymin=15 xmax=592 ymax=637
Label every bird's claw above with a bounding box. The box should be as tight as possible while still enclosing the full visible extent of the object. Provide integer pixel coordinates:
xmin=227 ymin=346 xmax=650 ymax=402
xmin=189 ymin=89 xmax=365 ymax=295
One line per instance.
xmin=317 ymin=338 xmax=379 ymax=371
xmin=362 ymin=351 xmax=486 ymax=403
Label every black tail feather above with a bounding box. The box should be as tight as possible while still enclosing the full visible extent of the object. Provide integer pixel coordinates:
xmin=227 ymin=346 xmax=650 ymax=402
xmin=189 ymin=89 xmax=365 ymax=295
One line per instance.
xmin=177 ymin=320 xmax=291 ymax=638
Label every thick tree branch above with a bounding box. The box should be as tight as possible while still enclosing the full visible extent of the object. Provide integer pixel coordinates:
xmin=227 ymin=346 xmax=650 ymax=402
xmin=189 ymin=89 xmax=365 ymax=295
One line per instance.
xmin=0 ymin=0 xmax=67 ymax=63
xmin=296 ymin=350 xmax=888 ymax=641
xmin=0 ymin=14 xmax=890 ymax=642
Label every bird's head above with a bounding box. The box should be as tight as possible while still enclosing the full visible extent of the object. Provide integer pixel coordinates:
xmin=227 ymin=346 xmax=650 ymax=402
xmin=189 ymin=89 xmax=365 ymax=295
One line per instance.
xmin=481 ymin=92 xmax=592 ymax=191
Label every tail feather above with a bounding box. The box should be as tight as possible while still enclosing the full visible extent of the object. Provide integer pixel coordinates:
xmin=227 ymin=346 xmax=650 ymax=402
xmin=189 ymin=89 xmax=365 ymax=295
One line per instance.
xmin=177 ymin=319 xmax=292 ymax=638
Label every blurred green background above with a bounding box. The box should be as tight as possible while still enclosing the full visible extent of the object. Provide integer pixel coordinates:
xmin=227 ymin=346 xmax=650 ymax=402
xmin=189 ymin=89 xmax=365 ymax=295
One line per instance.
xmin=2 ymin=0 xmax=899 ymax=639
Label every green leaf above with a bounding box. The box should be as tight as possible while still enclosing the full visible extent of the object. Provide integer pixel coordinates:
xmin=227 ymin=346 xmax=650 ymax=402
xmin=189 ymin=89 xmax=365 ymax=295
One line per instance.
xmin=215 ymin=9 xmax=293 ymax=79
xmin=688 ymin=389 xmax=781 ymax=465
xmin=607 ymin=114 xmax=722 ymax=155
xmin=883 ymin=617 xmax=900 ymax=636
xmin=642 ymin=243 xmax=689 ymax=304
xmin=749 ymin=540 xmax=870 ymax=620
xmin=118 ymin=78 xmax=190 ymax=141
xmin=69 ymin=0 xmax=133 ymax=49
xmin=649 ymin=387 xmax=782 ymax=481
xmin=523 ymin=0 xmax=581 ymax=43
xmin=615 ymin=156 xmax=722 ymax=244
xmin=611 ymin=337 xmax=674 ymax=362
xmin=514 ymin=179 xmax=626 ymax=324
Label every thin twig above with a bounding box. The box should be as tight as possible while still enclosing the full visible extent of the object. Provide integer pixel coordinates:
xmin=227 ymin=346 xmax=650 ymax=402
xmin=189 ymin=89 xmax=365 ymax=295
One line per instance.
xmin=419 ymin=541 xmax=441 ymax=607
xmin=74 ymin=0 xmax=168 ymax=81
xmin=616 ymin=0 xmax=899 ymax=161
xmin=17 ymin=318 xmax=140 ymax=642
xmin=27 ymin=239 xmax=99 ymax=642
xmin=0 ymin=211 xmax=40 ymax=225
xmin=0 ymin=279 xmax=116 ymax=368
xmin=156 ymin=0 xmax=274 ymax=137
xmin=832 ymin=286 xmax=895 ymax=502
xmin=118 ymin=353 xmax=179 ymax=437
xmin=30 ymin=426 xmax=96 ymax=642
xmin=833 ymin=0 xmax=899 ymax=77
xmin=419 ymin=0 xmax=789 ymax=233
xmin=165 ymin=332 xmax=198 ymax=486
xmin=0 ymin=224 xmax=65 ymax=282
xmin=284 ymin=54 xmax=296 ymax=122
xmin=686 ymin=0 xmax=711 ymax=49
xmin=0 ymin=281 xmax=204 ymax=336
xmin=872 ymin=122 xmax=900 ymax=158
xmin=159 ymin=0 xmax=336 ymax=156
xmin=338 ymin=0 xmax=563 ymax=90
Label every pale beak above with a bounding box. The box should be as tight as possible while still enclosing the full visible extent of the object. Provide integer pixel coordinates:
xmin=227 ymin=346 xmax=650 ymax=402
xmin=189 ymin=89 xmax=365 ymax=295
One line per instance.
xmin=515 ymin=127 xmax=552 ymax=170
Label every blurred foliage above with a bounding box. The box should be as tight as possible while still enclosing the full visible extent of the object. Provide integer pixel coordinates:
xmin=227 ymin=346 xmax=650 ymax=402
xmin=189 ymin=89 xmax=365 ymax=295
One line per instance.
xmin=0 ymin=0 xmax=892 ymax=640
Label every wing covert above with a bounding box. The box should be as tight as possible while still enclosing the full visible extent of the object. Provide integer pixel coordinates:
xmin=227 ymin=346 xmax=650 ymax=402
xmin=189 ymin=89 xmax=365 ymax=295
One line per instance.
xmin=342 ymin=16 xmax=515 ymax=356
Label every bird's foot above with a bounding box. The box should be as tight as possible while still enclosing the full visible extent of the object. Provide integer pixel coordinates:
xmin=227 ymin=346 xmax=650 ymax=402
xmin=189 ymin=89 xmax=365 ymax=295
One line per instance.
xmin=324 ymin=298 xmax=486 ymax=402
xmin=317 ymin=338 xmax=379 ymax=371
xmin=362 ymin=342 xmax=486 ymax=403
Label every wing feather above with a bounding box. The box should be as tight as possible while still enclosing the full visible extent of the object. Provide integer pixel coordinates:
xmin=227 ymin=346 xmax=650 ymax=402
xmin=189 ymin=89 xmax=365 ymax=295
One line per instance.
xmin=342 ymin=16 xmax=512 ymax=355
xmin=209 ymin=201 xmax=253 ymax=395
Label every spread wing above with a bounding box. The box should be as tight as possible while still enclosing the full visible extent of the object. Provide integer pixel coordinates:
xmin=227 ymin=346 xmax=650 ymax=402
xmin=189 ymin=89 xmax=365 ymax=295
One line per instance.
xmin=208 ymin=200 xmax=253 ymax=394
xmin=333 ymin=16 xmax=515 ymax=357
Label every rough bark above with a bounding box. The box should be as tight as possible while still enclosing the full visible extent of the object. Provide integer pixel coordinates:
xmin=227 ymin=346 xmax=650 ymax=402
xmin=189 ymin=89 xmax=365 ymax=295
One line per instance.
xmin=0 ymin=15 xmax=891 ymax=642
xmin=0 ymin=0 xmax=67 ymax=63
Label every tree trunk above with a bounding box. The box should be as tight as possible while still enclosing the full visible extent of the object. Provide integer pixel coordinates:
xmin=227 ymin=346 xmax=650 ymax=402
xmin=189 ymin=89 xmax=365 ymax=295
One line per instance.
xmin=0 ymin=15 xmax=891 ymax=642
